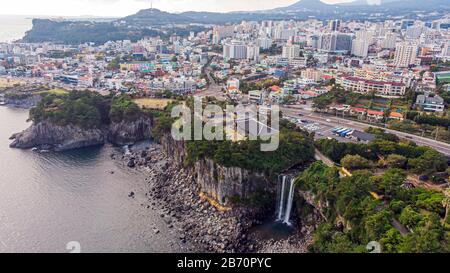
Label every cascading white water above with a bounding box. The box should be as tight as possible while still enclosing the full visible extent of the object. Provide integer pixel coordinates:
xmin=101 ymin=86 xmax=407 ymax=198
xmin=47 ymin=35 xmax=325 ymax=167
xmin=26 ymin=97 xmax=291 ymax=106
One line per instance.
xmin=277 ymin=176 xmax=287 ymax=221
xmin=283 ymin=180 xmax=295 ymax=225
xmin=276 ymin=175 xmax=295 ymax=225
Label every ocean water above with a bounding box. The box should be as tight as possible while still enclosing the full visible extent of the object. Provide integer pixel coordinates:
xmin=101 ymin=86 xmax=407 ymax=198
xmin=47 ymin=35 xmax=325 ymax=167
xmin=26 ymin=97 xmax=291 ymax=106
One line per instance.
xmin=0 ymin=106 xmax=185 ymax=253
xmin=0 ymin=15 xmax=33 ymax=42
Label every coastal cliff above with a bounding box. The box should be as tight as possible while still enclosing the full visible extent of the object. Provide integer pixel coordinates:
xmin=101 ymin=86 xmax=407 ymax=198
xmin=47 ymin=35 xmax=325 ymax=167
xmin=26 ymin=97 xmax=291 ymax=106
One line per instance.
xmin=10 ymin=117 xmax=154 ymax=151
xmin=9 ymin=121 xmax=105 ymax=151
xmin=195 ymin=158 xmax=268 ymax=206
xmin=9 ymin=91 xmax=156 ymax=151
xmin=159 ymin=133 xmax=272 ymax=207
xmin=4 ymin=94 xmax=41 ymax=109
xmin=108 ymin=117 xmax=153 ymax=146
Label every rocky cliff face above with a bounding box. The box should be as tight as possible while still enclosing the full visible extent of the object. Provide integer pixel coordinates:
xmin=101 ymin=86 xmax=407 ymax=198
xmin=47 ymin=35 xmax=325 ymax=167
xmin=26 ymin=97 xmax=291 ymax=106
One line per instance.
xmin=159 ymin=133 xmax=271 ymax=207
xmin=5 ymin=94 xmax=41 ymax=109
xmin=160 ymin=134 xmax=187 ymax=166
xmin=9 ymin=121 xmax=105 ymax=151
xmin=297 ymin=190 xmax=329 ymax=222
xmin=9 ymin=117 xmax=154 ymax=152
xmin=108 ymin=117 xmax=153 ymax=146
xmin=195 ymin=158 xmax=268 ymax=206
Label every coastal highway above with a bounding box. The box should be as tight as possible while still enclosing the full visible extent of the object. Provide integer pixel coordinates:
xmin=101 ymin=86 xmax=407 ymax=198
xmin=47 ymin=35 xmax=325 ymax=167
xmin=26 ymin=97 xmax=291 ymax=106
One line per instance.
xmin=281 ymin=106 xmax=450 ymax=157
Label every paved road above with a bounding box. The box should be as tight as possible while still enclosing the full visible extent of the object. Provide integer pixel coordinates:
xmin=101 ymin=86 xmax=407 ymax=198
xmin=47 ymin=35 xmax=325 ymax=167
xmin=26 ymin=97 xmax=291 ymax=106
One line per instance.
xmin=315 ymin=149 xmax=335 ymax=168
xmin=196 ymin=57 xmax=227 ymax=100
xmin=192 ymin=80 xmax=450 ymax=156
xmin=282 ymin=106 xmax=450 ymax=156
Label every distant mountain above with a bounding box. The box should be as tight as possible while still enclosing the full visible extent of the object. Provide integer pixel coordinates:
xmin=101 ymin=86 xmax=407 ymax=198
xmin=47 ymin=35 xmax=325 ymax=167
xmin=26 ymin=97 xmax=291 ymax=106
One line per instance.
xmin=269 ymin=0 xmax=336 ymax=13
xmin=381 ymin=0 xmax=450 ymax=9
xmin=21 ymin=19 xmax=162 ymax=44
xmin=285 ymin=0 xmax=335 ymax=11
xmin=338 ymin=0 xmax=369 ymax=6
xmin=339 ymin=0 xmax=450 ymax=9
xmin=120 ymin=8 xmax=193 ymax=26
xmin=21 ymin=0 xmax=450 ymax=44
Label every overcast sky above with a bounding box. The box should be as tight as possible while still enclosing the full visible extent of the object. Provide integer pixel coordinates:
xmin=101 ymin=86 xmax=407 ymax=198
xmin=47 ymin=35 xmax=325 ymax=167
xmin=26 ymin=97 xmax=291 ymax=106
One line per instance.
xmin=0 ymin=0 xmax=362 ymax=17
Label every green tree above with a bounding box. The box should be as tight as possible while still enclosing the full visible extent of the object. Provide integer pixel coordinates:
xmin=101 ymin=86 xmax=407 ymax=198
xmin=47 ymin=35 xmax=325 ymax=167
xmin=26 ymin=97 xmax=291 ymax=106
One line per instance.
xmin=380 ymin=228 xmax=404 ymax=253
xmin=385 ymin=154 xmax=407 ymax=169
xmin=109 ymin=95 xmax=142 ymax=123
xmin=400 ymin=213 xmax=446 ymax=253
xmin=399 ymin=206 xmax=423 ymax=229
xmin=408 ymin=150 xmax=447 ymax=175
xmin=341 ymin=154 xmax=371 ymax=170
xmin=378 ymin=168 xmax=406 ymax=199
xmin=364 ymin=209 xmax=393 ymax=241
xmin=107 ymin=57 xmax=120 ymax=70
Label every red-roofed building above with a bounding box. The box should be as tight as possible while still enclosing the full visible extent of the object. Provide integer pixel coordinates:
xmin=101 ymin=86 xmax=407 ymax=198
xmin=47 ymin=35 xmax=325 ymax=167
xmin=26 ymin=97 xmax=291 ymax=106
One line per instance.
xmin=350 ymin=107 xmax=367 ymax=115
xmin=270 ymin=85 xmax=282 ymax=93
xmin=389 ymin=112 xmax=403 ymax=120
xmin=367 ymin=110 xmax=384 ymax=121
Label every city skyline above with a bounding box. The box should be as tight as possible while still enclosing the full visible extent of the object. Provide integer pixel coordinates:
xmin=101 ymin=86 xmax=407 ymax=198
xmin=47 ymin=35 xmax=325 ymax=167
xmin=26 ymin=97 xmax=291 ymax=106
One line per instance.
xmin=1 ymin=0 xmax=363 ymax=17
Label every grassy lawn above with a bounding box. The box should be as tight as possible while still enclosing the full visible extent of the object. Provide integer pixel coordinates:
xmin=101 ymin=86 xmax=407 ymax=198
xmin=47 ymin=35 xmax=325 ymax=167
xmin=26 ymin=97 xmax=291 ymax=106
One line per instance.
xmin=0 ymin=78 xmax=23 ymax=88
xmin=353 ymin=97 xmax=410 ymax=113
xmin=38 ymin=88 xmax=69 ymax=95
xmin=133 ymin=98 xmax=174 ymax=110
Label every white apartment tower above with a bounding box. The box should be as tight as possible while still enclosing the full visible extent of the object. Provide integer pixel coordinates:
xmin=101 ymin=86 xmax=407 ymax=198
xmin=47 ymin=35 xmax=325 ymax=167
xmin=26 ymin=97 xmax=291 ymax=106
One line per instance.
xmin=246 ymin=45 xmax=260 ymax=62
xmin=282 ymin=44 xmax=301 ymax=59
xmin=351 ymin=30 xmax=373 ymax=58
xmin=257 ymin=37 xmax=273 ymax=50
xmin=443 ymin=42 xmax=450 ymax=58
xmin=394 ymin=42 xmax=418 ymax=68
xmin=382 ymin=32 xmax=397 ymax=49
xmin=223 ymin=40 xmax=247 ymax=60
xmin=212 ymin=25 xmax=235 ymax=44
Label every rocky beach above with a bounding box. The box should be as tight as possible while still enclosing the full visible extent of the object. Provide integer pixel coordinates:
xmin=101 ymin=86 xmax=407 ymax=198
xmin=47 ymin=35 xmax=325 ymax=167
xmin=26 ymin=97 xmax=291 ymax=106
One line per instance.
xmin=118 ymin=143 xmax=317 ymax=253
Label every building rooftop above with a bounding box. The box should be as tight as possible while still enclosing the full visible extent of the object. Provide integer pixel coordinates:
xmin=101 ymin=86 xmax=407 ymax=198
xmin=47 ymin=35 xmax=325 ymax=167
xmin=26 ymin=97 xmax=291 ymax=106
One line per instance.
xmin=416 ymin=94 xmax=444 ymax=105
xmin=352 ymin=130 xmax=376 ymax=142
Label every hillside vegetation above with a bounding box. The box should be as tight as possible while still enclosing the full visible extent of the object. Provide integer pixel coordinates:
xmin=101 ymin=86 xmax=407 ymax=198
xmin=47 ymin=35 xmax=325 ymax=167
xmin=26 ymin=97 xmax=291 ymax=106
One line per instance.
xmin=29 ymin=91 xmax=145 ymax=129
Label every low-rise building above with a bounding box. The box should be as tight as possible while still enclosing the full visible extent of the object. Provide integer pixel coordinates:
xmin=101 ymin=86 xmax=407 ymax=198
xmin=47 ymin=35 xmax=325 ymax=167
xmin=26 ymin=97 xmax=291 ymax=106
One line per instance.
xmin=248 ymin=90 xmax=263 ymax=104
xmin=337 ymin=75 xmax=406 ymax=98
xmin=415 ymin=93 xmax=445 ymax=112
xmin=351 ymin=130 xmax=376 ymax=143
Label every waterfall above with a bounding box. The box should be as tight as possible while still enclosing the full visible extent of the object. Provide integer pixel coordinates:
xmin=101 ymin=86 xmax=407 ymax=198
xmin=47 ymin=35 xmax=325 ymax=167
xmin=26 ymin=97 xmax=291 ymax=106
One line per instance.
xmin=276 ymin=175 xmax=295 ymax=225
xmin=277 ymin=176 xmax=287 ymax=221
xmin=284 ymin=180 xmax=295 ymax=225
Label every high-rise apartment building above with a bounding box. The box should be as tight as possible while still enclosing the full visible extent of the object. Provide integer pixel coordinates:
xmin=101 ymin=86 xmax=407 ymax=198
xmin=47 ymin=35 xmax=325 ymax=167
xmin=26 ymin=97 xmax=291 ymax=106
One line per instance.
xmin=212 ymin=25 xmax=235 ymax=44
xmin=282 ymin=44 xmax=301 ymax=59
xmin=382 ymin=32 xmax=397 ymax=49
xmin=351 ymin=30 xmax=373 ymax=58
xmin=394 ymin=42 xmax=418 ymax=68
xmin=329 ymin=20 xmax=341 ymax=32
xmin=319 ymin=33 xmax=353 ymax=53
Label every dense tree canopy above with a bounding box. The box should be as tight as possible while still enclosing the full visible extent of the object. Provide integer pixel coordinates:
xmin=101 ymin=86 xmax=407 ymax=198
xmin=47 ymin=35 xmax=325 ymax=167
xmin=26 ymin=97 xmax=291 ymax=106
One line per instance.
xmin=30 ymin=91 xmax=111 ymax=129
xmin=29 ymin=91 xmax=146 ymax=129
xmin=299 ymin=162 xmax=449 ymax=253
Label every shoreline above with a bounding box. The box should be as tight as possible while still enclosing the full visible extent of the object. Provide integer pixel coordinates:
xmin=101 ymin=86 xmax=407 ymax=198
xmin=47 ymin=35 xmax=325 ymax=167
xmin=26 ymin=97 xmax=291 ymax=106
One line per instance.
xmin=119 ymin=142 xmax=315 ymax=253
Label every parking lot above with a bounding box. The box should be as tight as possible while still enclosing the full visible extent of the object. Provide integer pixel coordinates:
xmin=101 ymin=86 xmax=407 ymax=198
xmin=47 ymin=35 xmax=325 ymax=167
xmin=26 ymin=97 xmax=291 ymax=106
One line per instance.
xmin=284 ymin=115 xmax=358 ymax=143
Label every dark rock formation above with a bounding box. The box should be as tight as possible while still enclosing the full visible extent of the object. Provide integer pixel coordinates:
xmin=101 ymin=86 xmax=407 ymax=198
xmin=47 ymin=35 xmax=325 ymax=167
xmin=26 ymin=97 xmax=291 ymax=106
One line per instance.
xmin=4 ymin=94 xmax=41 ymax=109
xmin=127 ymin=158 xmax=136 ymax=168
xmin=9 ymin=117 xmax=153 ymax=152
xmin=195 ymin=158 xmax=268 ymax=206
xmin=9 ymin=121 xmax=105 ymax=151
xmin=159 ymin=133 xmax=272 ymax=207
xmin=108 ymin=117 xmax=153 ymax=146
